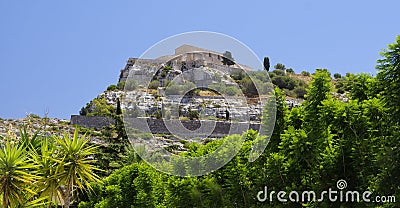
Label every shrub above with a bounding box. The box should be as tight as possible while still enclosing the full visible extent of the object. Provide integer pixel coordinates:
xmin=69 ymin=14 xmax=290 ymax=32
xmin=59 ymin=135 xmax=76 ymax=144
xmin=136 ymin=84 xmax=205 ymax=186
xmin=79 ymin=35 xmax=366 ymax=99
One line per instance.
xmin=187 ymin=108 xmax=199 ymax=120
xmin=117 ymin=81 xmax=125 ymax=90
xmin=301 ymin=71 xmax=311 ymax=76
xmin=28 ymin=114 xmax=41 ymax=119
xmin=271 ymin=69 xmax=286 ymax=76
xmin=274 ymin=63 xmax=286 ymax=70
xmin=286 ymin=68 xmax=295 ymax=74
xmin=230 ymin=71 xmax=245 ymax=80
xmin=107 ymin=85 xmax=118 ymax=91
xmin=334 ymin=73 xmax=342 ymax=79
xmin=293 ymin=87 xmax=307 ymax=98
xmin=271 ymin=76 xmax=296 ymax=90
xmin=148 ymin=80 xmax=160 ymax=89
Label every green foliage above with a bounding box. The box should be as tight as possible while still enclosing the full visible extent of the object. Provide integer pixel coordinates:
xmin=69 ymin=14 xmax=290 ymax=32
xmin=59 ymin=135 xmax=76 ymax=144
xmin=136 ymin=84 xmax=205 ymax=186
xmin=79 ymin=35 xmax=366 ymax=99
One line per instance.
xmin=230 ymin=70 xmax=245 ymax=80
xmin=346 ymin=73 xmax=377 ymax=101
xmin=165 ymin=81 xmax=196 ymax=95
xmin=86 ymin=97 xmax=116 ymax=117
xmin=292 ymin=86 xmax=307 ymax=98
xmin=28 ymin=113 xmax=41 ymax=119
xmin=208 ymin=83 xmax=241 ymax=96
xmin=274 ymin=63 xmax=286 ymax=70
xmin=301 ymin=70 xmax=311 ymax=76
xmin=0 ymin=140 xmax=40 ymax=207
xmin=333 ymin=72 xmax=342 ymax=79
xmin=263 ymin=57 xmax=270 ymax=71
xmin=148 ymin=80 xmax=160 ymax=89
xmin=77 ymin=36 xmax=400 ymax=208
xmin=187 ymin=108 xmax=199 ymax=120
xmin=106 ymin=84 xmax=118 ymax=91
xmin=375 ymin=35 xmax=400 ymax=203
xmin=376 ymin=35 xmax=400 ymax=122
xmin=286 ymin=68 xmax=294 ymax=74
xmin=268 ymin=70 xmax=308 ymax=98
xmin=117 ymin=81 xmax=125 ymax=90
xmin=0 ymin=127 xmax=102 ymax=208
xmin=304 ymin=69 xmax=332 ymax=113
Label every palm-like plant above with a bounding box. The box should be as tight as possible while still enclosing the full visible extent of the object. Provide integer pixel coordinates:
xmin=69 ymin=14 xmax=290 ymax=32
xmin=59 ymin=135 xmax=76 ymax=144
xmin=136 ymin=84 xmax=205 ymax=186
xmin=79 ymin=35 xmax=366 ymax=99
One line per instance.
xmin=0 ymin=140 xmax=39 ymax=208
xmin=30 ymin=137 xmax=62 ymax=208
xmin=52 ymin=130 xmax=101 ymax=208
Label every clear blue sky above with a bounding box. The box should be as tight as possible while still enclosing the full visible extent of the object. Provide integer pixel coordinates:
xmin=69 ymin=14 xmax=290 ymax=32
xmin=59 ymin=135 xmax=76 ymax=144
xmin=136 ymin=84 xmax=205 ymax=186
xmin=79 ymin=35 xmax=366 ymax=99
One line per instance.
xmin=0 ymin=0 xmax=399 ymax=119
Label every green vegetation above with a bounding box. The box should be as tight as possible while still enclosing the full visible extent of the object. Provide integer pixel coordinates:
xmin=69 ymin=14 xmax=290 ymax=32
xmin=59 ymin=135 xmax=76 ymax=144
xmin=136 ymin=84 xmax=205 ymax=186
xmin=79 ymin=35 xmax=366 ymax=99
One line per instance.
xmin=77 ymin=36 xmax=400 ymax=208
xmin=0 ymin=128 xmax=101 ymax=208
xmin=148 ymin=80 xmax=160 ymax=90
xmin=268 ymin=69 xmax=308 ymax=98
xmin=80 ymin=96 xmax=115 ymax=117
xmin=3 ymin=36 xmax=399 ymax=208
xmin=208 ymin=83 xmax=241 ymax=96
xmin=106 ymin=84 xmax=118 ymax=91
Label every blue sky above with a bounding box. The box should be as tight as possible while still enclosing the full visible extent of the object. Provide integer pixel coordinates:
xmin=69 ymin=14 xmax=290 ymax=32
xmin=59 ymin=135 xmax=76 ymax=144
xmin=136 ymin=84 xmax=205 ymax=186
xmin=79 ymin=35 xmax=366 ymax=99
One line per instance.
xmin=0 ymin=0 xmax=399 ymax=119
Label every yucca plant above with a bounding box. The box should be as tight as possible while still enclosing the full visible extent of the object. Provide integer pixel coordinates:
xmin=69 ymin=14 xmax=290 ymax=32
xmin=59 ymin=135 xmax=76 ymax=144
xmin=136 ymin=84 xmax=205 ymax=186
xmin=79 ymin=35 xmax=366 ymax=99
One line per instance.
xmin=0 ymin=140 xmax=40 ymax=208
xmin=52 ymin=129 xmax=102 ymax=208
xmin=30 ymin=137 xmax=62 ymax=208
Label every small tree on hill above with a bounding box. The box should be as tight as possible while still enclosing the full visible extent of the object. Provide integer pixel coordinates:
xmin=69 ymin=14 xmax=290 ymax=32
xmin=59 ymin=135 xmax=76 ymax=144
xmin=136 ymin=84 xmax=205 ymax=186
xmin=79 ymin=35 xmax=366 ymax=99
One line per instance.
xmin=274 ymin=63 xmax=286 ymax=70
xmin=263 ymin=57 xmax=270 ymax=71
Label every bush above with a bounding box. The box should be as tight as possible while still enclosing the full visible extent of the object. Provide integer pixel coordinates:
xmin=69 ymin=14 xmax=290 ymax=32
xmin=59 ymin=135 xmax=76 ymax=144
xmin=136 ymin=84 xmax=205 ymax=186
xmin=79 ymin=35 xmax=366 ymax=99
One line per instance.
xmin=334 ymin=73 xmax=342 ymax=79
xmin=270 ymin=69 xmax=286 ymax=76
xmin=274 ymin=63 xmax=286 ymax=70
xmin=28 ymin=114 xmax=41 ymax=119
xmin=107 ymin=84 xmax=118 ymax=91
xmin=301 ymin=71 xmax=311 ymax=76
xmin=286 ymin=68 xmax=295 ymax=74
xmin=148 ymin=80 xmax=160 ymax=89
xmin=225 ymin=86 xmax=240 ymax=96
xmin=293 ymin=87 xmax=307 ymax=98
xmin=187 ymin=108 xmax=199 ymax=120
xmin=230 ymin=71 xmax=245 ymax=80
xmin=271 ymin=76 xmax=296 ymax=90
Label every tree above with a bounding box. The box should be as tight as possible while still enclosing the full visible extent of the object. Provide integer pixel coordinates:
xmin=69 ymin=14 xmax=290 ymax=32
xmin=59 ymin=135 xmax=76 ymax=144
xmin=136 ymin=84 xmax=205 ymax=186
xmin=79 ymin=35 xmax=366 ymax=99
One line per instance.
xmin=221 ymin=51 xmax=235 ymax=66
xmin=0 ymin=141 xmax=39 ymax=208
xmin=187 ymin=107 xmax=199 ymax=120
xmin=333 ymin=73 xmax=342 ymax=79
xmin=148 ymin=80 xmax=160 ymax=90
xmin=301 ymin=71 xmax=311 ymax=76
xmin=86 ymin=97 xmax=115 ymax=117
xmin=286 ymin=68 xmax=294 ymax=74
xmin=304 ymin=69 xmax=332 ymax=113
xmin=116 ymin=98 xmax=122 ymax=115
xmin=53 ymin=130 xmax=101 ymax=208
xmin=107 ymin=85 xmax=118 ymax=91
xmin=375 ymin=35 xmax=400 ymax=202
xmin=31 ymin=137 xmax=61 ymax=208
xmin=263 ymin=57 xmax=270 ymax=71
xmin=274 ymin=63 xmax=286 ymax=70
xmin=346 ymin=73 xmax=376 ymax=101
xmin=376 ymin=35 xmax=400 ymax=122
